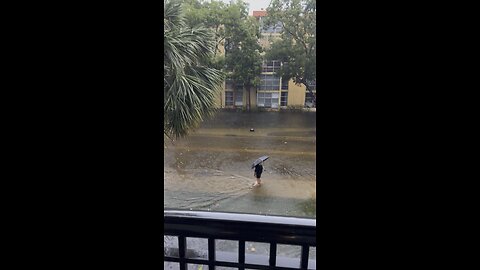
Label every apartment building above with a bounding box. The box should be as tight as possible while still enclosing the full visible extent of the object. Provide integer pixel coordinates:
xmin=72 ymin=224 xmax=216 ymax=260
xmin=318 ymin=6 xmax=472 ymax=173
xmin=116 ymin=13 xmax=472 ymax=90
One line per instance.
xmin=216 ymin=10 xmax=315 ymax=110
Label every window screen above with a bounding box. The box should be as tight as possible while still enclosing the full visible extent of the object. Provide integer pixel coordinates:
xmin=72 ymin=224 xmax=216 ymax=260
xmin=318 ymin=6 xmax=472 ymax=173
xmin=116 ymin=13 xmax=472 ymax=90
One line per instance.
xmin=225 ymin=91 xmax=234 ymax=106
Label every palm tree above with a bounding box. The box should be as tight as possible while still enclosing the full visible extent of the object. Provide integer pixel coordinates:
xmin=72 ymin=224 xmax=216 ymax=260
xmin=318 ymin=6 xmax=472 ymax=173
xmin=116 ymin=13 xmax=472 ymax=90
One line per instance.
xmin=164 ymin=0 xmax=225 ymax=139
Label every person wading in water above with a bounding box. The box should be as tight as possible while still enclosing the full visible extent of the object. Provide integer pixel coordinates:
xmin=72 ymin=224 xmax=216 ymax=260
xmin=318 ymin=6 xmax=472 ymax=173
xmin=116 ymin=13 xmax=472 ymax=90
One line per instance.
xmin=253 ymin=162 xmax=263 ymax=187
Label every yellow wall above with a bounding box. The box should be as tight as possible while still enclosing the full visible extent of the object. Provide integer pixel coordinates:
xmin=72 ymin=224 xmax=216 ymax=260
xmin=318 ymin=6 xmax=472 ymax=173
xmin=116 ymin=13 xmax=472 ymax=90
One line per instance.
xmin=287 ymin=80 xmax=306 ymax=107
xmin=217 ymin=40 xmax=225 ymax=56
xmin=214 ymin=81 xmax=225 ymax=108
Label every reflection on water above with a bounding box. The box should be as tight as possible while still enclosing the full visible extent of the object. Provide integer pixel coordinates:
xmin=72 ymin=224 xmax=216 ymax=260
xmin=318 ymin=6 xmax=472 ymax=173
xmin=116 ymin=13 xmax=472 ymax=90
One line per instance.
xmin=164 ymin=111 xmax=316 ymax=218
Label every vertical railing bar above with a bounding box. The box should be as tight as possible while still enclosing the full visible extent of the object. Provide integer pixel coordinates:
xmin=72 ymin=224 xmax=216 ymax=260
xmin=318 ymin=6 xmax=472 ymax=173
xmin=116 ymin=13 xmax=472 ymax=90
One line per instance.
xmin=300 ymin=245 xmax=309 ymax=269
xmin=208 ymin=238 xmax=215 ymax=270
xmin=178 ymin=236 xmax=186 ymax=270
xmin=239 ymin=240 xmax=245 ymax=270
xmin=269 ymin=242 xmax=277 ymax=267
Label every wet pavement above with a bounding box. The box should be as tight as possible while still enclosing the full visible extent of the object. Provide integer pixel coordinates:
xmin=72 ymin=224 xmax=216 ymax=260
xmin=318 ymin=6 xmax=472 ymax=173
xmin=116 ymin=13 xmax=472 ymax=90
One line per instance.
xmin=164 ymin=110 xmax=316 ymax=218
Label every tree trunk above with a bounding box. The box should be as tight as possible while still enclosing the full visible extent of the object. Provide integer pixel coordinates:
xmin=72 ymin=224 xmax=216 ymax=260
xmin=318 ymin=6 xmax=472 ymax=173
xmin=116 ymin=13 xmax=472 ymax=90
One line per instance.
xmin=246 ymin=85 xmax=251 ymax=111
xmin=232 ymin=83 xmax=236 ymax=108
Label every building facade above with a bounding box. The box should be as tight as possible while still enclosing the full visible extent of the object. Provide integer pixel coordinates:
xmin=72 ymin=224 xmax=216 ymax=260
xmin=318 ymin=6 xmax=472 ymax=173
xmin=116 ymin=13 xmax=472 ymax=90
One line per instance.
xmin=215 ymin=10 xmax=315 ymax=110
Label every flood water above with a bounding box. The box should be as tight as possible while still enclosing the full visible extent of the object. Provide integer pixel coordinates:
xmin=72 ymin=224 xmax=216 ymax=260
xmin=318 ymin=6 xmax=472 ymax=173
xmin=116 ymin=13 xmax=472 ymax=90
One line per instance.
xmin=164 ymin=110 xmax=317 ymax=218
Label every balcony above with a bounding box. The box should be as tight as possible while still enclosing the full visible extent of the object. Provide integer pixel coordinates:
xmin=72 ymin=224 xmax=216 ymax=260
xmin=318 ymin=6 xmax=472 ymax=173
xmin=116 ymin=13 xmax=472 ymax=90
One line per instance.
xmin=164 ymin=210 xmax=316 ymax=270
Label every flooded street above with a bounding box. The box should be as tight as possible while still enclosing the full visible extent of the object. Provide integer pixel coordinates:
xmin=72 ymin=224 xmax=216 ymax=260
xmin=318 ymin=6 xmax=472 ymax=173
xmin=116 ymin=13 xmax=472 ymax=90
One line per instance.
xmin=164 ymin=111 xmax=316 ymax=218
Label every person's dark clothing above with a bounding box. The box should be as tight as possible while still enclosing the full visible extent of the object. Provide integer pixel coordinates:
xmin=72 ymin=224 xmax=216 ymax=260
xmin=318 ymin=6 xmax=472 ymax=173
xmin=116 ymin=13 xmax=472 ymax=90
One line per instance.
xmin=254 ymin=164 xmax=263 ymax=178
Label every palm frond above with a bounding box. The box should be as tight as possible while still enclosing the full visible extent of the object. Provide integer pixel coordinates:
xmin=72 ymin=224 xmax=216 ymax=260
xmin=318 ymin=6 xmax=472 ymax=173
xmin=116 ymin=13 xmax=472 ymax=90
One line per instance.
xmin=164 ymin=66 xmax=224 ymax=138
xmin=164 ymin=0 xmax=225 ymax=139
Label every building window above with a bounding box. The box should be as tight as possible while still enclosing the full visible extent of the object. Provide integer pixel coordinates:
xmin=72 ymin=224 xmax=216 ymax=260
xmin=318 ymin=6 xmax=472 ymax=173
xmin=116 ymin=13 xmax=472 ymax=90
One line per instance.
xmin=257 ymin=92 xmax=265 ymax=107
xmin=226 ymin=79 xmax=243 ymax=90
xmin=235 ymin=89 xmax=243 ymax=106
xmin=226 ymin=79 xmax=243 ymax=106
xmin=225 ymin=79 xmax=234 ymax=91
xmin=304 ymin=80 xmax=316 ymax=107
xmin=305 ymin=91 xmax=316 ymax=108
xmin=225 ymin=91 xmax=234 ymax=106
xmin=257 ymin=92 xmax=279 ymax=108
xmin=307 ymin=80 xmax=316 ymax=91
xmin=235 ymin=82 xmax=243 ymax=90
xmin=281 ymin=92 xmax=288 ymax=106
xmin=258 ymin=74 xmax=280 ymax=90
xmin=261 ymin=60 xmax=281 ymax=73
xmin=260 ymin=22 xmax=283 ymax=33
xmin=281 ymin=78 xmax=289 ymax=90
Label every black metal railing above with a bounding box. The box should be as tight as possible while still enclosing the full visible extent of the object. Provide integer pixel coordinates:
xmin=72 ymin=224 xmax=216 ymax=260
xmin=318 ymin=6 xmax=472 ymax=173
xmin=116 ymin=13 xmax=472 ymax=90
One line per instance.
xmin=164 ymin=210 xmax=316 ymax=270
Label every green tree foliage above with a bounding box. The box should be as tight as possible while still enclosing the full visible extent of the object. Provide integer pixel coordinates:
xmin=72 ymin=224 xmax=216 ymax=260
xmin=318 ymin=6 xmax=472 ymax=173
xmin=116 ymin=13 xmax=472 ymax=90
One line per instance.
xmin=181 ymin=0 xmax=263 ymax=110
xmin=164 ymin=0 xmax=225 ymax=139
xmin=223 ymin=1 xmax=263 ymax=110
xmin=182 ymin=1 xmax=226 ymax=54
xmin=265 ymin=0 xmax=316 ymax=104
